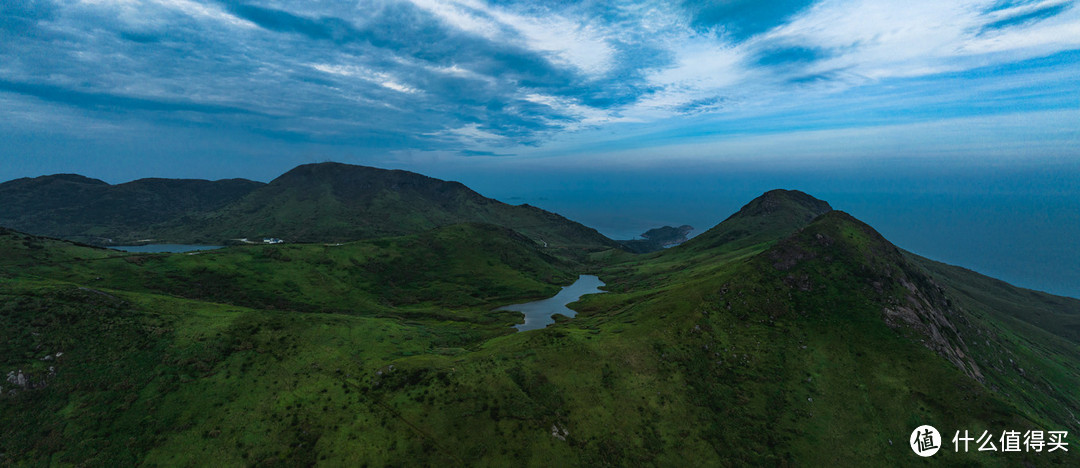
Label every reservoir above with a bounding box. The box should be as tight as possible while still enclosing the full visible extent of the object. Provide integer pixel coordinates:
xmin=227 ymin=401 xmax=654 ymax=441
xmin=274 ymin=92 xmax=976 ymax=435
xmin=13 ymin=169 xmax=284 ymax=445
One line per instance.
xmin=499 ymin=275 xmax=606 ymax=331
xmin=111 ymin=244 xmax=223 ymax=253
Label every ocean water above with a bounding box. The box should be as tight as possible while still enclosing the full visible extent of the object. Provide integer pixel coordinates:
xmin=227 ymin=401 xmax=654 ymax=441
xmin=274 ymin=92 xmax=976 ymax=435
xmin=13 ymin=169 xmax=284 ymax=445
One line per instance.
xmin=454 ymin=162 xmax=1080 ymax=298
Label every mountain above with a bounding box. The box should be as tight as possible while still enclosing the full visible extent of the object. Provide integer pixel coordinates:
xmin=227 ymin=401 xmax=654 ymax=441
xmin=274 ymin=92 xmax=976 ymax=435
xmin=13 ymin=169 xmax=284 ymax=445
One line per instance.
xmin=151 ymin=162 xmax=619 ymax=253
xmin=560 ymin=197 xmax=1078 ymax=465
xmin=1 ymin=190 xmax=1077 ymax=466
xmin=599 ymin=189 xmax=837 ymax=288
xmin=678 ymin=188 xmax=833 ymax=254
xmin=0 ymin=163 xmax=619 ymax=254
xmin=0 ymin=174 xmax=264 ymax=244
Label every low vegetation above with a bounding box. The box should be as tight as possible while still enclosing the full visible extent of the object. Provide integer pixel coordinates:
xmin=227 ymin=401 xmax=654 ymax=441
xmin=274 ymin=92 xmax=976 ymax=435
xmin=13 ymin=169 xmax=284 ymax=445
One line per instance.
xmin=2 ymin=190 xmax=1077 ymax=466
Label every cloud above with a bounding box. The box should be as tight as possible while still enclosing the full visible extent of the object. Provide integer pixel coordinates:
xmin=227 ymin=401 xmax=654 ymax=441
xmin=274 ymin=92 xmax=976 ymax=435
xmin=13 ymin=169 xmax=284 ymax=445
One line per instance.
xmin=0 ymin=0 xmax=1077 ymax=160
xmin=0 ymin=79 xmax=259 ymax=115
xmin=528 ymin=108 xmax=1080 ymax=170
xmin=309 ymin=63 xmax=421 ymax=94
xmin=459 ymin=149 xmax=515 ymax=157
xmin=762 ymin=0 xmax=1080 ymax=80
xmin=408 ymin=0 xmax=617 ymax=75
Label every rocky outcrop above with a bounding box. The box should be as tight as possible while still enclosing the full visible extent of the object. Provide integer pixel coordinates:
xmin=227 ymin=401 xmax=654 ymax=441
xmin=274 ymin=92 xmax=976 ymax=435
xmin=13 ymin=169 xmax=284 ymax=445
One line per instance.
xmin=6 ymin=369 xmax=40 ymax=396
xmin=881 ymin=276 xmax=984 ymax=383
xmin=765 ymin=211 xmax=985 ymax=382
xmin=4 ymin=352 xmax=62 ymax=396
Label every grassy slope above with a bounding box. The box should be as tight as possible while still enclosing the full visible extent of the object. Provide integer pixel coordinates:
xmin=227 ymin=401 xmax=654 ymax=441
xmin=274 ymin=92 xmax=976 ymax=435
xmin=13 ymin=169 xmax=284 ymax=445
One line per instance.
xmin=1 ymin=224 xmax=583 ymax=465
xmin=910 ymin=255 xmax=1080 ymax=433
xmin=0 ymin=279 xmax=468 ymax=466
xmin=676 ymin=188 xmax=833 ymax=255
xmin=913 ymin=256 xmax=1080 ymax=345
xmin=351 ymin=209 xmax=1073 ymax=466
xmin=0 ymin=175 xmax=263 ymax=244
xmin=8 ymin=224 xmax=576 ymax=327
xmin=2 ymin=191 xmax=1078 ymax=466
xmin=0 ymin=227 xmax=124 ymax=264
xmin=149 ymin=163 xmax=619 ymax=255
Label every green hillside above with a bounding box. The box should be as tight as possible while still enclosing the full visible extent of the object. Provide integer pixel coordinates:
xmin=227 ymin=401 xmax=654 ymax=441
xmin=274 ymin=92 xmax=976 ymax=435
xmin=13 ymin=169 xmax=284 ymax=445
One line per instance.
xmin=1 ymin=190 xmax=1077 ymax=466
xmin=1 ymin=223 xmax=574 ymax=328
xmin=682 ymin=189 xmax=831 ymax=251
xmin=0 ymin=175 xmax=264 ymax=244
xmin=150 ymin=162 xmax=619 ymax=254
xmin=0 ymin=163 xmax=618 ymax=256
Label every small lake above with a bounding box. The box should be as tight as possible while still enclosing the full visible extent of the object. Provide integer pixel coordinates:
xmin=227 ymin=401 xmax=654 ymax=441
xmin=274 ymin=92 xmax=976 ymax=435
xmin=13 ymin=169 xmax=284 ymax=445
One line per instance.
xmin=499 ymin=275 xmax=607 ymax=332
xmin=111 ymin=244 xmax=223 ymax=253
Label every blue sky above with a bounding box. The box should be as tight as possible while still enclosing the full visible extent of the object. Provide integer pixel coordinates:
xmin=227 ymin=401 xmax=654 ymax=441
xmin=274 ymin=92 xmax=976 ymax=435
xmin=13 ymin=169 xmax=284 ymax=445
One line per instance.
xmin=2 ymin=0 xmax=1079 ymax=179
xmin=2 ymin=1 xmax=1080 ymax=296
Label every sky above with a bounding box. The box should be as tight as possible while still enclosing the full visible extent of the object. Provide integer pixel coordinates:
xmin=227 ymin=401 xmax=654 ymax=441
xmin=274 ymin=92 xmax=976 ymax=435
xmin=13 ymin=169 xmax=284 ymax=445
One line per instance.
xmin=1 ymin=0 xmax=1079 ymax=296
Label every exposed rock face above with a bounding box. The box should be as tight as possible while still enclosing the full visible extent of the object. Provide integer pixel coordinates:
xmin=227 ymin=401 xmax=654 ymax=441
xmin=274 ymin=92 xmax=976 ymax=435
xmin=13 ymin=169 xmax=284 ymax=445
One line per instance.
xmin=5 ymin=365 xmax=59 ymax=396
xmin=765 ymin=211 xmax=984 ymax=382
xmin=551 ymin=422 xmax=569 ymax=441
xmin=6 ymin=370 xmax=27 ymax=388
xmin=882 ymin=277 xmax=984 ymax=383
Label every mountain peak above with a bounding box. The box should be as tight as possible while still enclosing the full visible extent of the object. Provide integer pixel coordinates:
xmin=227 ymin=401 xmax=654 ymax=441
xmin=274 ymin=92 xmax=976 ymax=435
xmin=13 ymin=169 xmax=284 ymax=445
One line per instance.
xmin=20 ymin=174 xmax=110 ymax=186
xmin=725 ymin=189 xmax=832 ymax=221
xmin=677 ymin=189 xmax=833 ymax=254
xmin=277 ymin=162 xmax=431 ymax=181
xmin=276 ymin=162 xmax=386 ymax=182
xmin=279 ymin=161 xmax=378 ymax=176
xmin=139 ymin=162 xmax=618 ymax=252
xmin=271 ymin=162 xmax=471 ymax=195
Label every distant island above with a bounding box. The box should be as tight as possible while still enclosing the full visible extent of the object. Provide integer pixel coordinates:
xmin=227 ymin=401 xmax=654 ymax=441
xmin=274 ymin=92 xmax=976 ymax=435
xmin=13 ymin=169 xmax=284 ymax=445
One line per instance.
xmin=618 ymin=225 xmax=694 ymax=253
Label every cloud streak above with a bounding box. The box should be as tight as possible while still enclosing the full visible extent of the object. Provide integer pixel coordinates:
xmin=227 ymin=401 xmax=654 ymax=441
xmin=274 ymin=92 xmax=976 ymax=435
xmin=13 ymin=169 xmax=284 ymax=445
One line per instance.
xmin=0 ymin=0 xmax=1077 ymax=160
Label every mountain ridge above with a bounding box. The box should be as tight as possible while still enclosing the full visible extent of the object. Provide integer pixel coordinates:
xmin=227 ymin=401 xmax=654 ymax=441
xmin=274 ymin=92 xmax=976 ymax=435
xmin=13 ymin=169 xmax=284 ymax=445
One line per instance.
xmin=0 ymin=187 xmax=1077 ymax=465
xmin=0 ymin=174 xmax=265 ymax=244
xmin=0 ymin=163 xmax=619 ymax=255
xmin=156 ymin=162 xmax=619 ymax=253
xmin=677 ymin=188 xmax=833 ymax=255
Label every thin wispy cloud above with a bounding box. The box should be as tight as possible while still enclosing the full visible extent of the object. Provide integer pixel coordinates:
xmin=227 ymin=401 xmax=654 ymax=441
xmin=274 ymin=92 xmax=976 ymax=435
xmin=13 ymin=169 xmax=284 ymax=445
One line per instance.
xmin=1 ymin=0 xmax=1077 ymax=162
